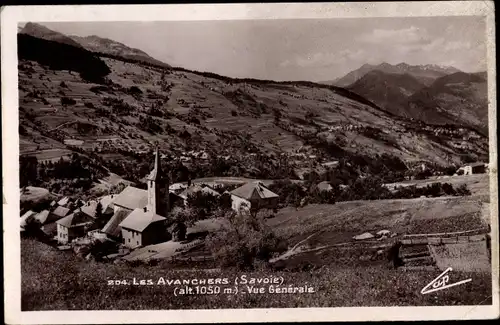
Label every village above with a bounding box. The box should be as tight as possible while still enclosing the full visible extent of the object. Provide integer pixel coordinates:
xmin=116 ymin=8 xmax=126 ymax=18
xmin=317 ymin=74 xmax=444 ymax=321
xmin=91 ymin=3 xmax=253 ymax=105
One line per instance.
xmin=20 ymin=142 xmax=490 ymax=266
xmin=20 ymin=147 xmax=286 ymax=263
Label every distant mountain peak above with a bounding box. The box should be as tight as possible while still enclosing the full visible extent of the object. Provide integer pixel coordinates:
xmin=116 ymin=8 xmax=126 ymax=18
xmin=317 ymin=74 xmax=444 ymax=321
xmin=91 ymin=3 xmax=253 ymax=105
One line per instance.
xmin=19 ymin=22 xmax=84 ymax=49
xmin=69 ymin=34 xmax=170 ymax=68
xmin=330 ymin=61 xmax=461 ymax=88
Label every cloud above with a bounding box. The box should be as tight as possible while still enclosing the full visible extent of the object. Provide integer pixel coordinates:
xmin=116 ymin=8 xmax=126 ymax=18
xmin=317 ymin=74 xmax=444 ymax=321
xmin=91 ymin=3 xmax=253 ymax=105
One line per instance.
xmin=280 ymin=49 xmax=366 ymax=68
xmin=358 ymin=26 xmax=430 ymax=44
xmin=443 ymin=40 xmax=472 ymax=51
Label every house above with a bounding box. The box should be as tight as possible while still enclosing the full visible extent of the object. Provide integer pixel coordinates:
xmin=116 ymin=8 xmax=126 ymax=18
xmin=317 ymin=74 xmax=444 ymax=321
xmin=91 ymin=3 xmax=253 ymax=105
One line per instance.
xmin=81 ymin=198 xmax=114 ymax=219
xmin=98 ymin=195 xmax=116 ymax=215
xmin=118 ymin=147 xmax=171 ymax=249
xmin=20 ymin=210 xmax=37 ymax=229
xmin=225 ymin=191 xmax=251 ymax=213
xmin=317 ymin=181 xmax=333 ymax=192
xmin=457 ymin=162 xmax=487 ymax=175
xmin=229 ymin=181 xmax=279 ymax=212
xmin=118 ymin=207 xmax=168 ymax=249
xmin=179 ymin=184 xmax=220 ymax=205
xmin=56 ymin=210 xmax=94 ymax=244
xmin=33 ymin=210 xmax=52 ymax=224
xmin=169 ymin=183 xmax=188 ymax=192
xmin=35 ymin=208 xmax=59 ymax=238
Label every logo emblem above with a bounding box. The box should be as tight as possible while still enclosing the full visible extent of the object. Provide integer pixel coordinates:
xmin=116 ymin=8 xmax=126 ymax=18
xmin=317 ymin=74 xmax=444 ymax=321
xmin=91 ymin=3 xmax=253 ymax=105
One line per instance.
xmin=421 ymin=267 xmax=472 ymax=295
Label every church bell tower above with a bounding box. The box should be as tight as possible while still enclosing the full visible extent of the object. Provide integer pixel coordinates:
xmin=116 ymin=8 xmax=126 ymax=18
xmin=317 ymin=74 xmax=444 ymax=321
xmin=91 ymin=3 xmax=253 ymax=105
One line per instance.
xmin=147 ymin=147 xmax=170 ymax=216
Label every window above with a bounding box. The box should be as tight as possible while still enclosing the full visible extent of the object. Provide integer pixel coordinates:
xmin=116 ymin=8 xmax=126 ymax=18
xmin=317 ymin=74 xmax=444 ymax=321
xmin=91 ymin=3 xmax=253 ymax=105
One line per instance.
xmin=128 ymin=238 xmax=131 ymax=243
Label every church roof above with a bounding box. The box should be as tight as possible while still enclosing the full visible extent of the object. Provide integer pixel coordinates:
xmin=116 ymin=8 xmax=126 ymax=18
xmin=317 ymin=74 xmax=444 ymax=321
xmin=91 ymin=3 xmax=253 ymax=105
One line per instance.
xmin=112 ymin=186 xmax=148 ymax=211
xmin=102 ymin=208 xmax=132 ymax=238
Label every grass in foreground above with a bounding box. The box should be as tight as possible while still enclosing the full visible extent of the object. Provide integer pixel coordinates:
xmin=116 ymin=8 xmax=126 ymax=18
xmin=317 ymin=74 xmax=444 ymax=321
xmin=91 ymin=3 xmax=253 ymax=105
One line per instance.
xmin=21 ymin=239 xmax=492 ymax=310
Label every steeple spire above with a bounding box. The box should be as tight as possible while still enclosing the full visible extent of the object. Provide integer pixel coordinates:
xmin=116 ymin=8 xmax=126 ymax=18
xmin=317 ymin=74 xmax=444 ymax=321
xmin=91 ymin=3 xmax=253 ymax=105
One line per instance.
xmin=147 ymin=146 xmax=161 ymax=181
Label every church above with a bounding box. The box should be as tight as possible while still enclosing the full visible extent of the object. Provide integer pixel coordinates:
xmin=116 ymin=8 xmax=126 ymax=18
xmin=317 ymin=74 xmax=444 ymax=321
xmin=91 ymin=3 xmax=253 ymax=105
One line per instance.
xmin=118 ymin=147 xmax=171 ymax=249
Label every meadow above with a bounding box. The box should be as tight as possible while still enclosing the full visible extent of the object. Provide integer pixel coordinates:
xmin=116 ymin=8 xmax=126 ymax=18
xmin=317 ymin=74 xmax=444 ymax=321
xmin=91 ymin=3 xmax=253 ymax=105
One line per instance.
xmin=22 ymin=235 xmax=492 ymax=310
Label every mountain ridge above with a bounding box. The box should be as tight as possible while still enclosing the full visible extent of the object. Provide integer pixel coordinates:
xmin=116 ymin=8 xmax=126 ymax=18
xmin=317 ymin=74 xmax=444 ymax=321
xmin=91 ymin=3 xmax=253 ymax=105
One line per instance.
xmin=17 ymin=27 xmax=489 ymax=186
xmin=19 ymin=22 xmax=171 ymax=69
xmin=325 ymin=62 xmax=461 ymax=87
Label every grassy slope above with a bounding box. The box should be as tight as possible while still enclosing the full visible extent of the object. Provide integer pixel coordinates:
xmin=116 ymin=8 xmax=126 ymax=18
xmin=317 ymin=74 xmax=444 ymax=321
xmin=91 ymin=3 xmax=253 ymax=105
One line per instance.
xmin=21 ymin=238 xmax=491 ymax=310
xmin=385 ymin=174 xmax=490 ymax=198
xmin=19 ymin=53 xmax=488 ymax=166
xmin=269 ymin=197 xmax=488 ymax=245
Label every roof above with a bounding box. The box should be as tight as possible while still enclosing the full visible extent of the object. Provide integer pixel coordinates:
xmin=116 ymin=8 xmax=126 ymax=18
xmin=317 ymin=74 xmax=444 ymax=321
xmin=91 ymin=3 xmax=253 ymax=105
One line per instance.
xmin=52 ymin=206 xmax=70 ymax=218
xmin=81 ymin=201 xmax=99 ymax=218
xmin=466 ymin=162 xmax=486 ymax=168
xmin=230 ymin=181 xmax=279 ymax=201
xmin=21 ymin=210 xmax=36 ymax=220
xmin=56 ymin=210 xmax=94 ymax=228
xmin=321 ymin=161 xmax=339 ymax=168
xmin=102 ymin=208 xmax=132 ymax=238
xmin=41 ymin=222 xmax=58 ymax=236
xmin=317 ymin=181 xmax=333 ymax=192
xmin=57 ymin=197 xmax=71 ymax=207
xmin=169 ymin=183 xmax=188 ymax=191
xmin=34 ymin=210 xmax=51 ymax=224
xmin=112 ymin=186 xmax=148 ymax=211
xmin=99 ymin=195 xmax=115 ymax=212
xmin=179 ymin=185 xmax=221 ymax=200
xmin=119 ymin=207 xmax=166 ymax=232
xmin=20 ymin=211 xmax=37 ymax=228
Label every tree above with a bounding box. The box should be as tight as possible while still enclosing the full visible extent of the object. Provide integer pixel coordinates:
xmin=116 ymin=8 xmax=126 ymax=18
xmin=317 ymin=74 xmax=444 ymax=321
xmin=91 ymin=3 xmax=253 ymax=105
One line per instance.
xmin=20 ymin=156 xmax=38 ymax=187
xmin=206 ymin=209 xmax=288 ymax=270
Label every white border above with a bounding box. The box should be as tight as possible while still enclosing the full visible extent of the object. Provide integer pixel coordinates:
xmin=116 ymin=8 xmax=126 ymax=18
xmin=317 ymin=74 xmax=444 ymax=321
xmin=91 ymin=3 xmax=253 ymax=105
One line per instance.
xmin=2 ymin=2 xmax=498 ymax=324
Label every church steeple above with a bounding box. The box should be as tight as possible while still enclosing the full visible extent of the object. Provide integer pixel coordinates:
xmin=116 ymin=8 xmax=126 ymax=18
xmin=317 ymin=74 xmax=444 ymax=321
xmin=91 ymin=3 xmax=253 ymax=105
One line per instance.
xmin=147 ymin=146 xmax=161 ymax=182
xmin=147 ymin=146 xmax=169 ymax=216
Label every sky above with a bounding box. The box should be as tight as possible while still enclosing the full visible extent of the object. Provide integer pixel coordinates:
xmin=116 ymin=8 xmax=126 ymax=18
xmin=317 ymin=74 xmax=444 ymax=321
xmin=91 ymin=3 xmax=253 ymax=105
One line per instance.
xmin=39 ymin=16 xmax=487 ymax=82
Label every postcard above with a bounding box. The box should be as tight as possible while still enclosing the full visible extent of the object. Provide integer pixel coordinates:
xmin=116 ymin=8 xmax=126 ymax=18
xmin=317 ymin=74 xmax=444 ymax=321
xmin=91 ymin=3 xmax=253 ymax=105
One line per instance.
xmin=2 ymin=2 xmax=498 ymax=323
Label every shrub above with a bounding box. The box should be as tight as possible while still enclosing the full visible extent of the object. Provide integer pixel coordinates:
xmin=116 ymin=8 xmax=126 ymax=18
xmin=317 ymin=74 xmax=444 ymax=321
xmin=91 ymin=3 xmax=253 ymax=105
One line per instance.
xmin=231 ymin=110 xmax=238 ymax=116
xmin=456 ymin=184 xmax=472 ymax=196
xmin=128 ymin=86 xmax=142 ymax=94
xmin=268 ymin=179 xmax=307 ymax=207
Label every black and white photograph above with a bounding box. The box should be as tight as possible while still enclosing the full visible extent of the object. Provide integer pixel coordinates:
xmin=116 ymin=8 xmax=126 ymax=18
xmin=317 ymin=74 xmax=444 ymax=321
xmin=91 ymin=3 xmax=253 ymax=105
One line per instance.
xmin=2 ymin=2 xmax=498 ymax=323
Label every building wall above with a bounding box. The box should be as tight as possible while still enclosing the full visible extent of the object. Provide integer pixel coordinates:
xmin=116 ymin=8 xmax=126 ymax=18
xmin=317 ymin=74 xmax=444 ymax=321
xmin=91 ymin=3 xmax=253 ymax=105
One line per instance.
xmin=122 ymin=222 xmax=168 ymax=249
xmin=68 ymin=226 xmax=86 ymax=243
xmin=230 ymin=194 xmax=251 ymax=213
xmin=57 ymin=224 xmax=69 ymax=244
xmin=143 ymin=221 xmax=168 ymax=246
xmin=122 ymin=228 xmax=142 ymax=249
xmin=471 ymin=165 xmax=486 ymax=174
